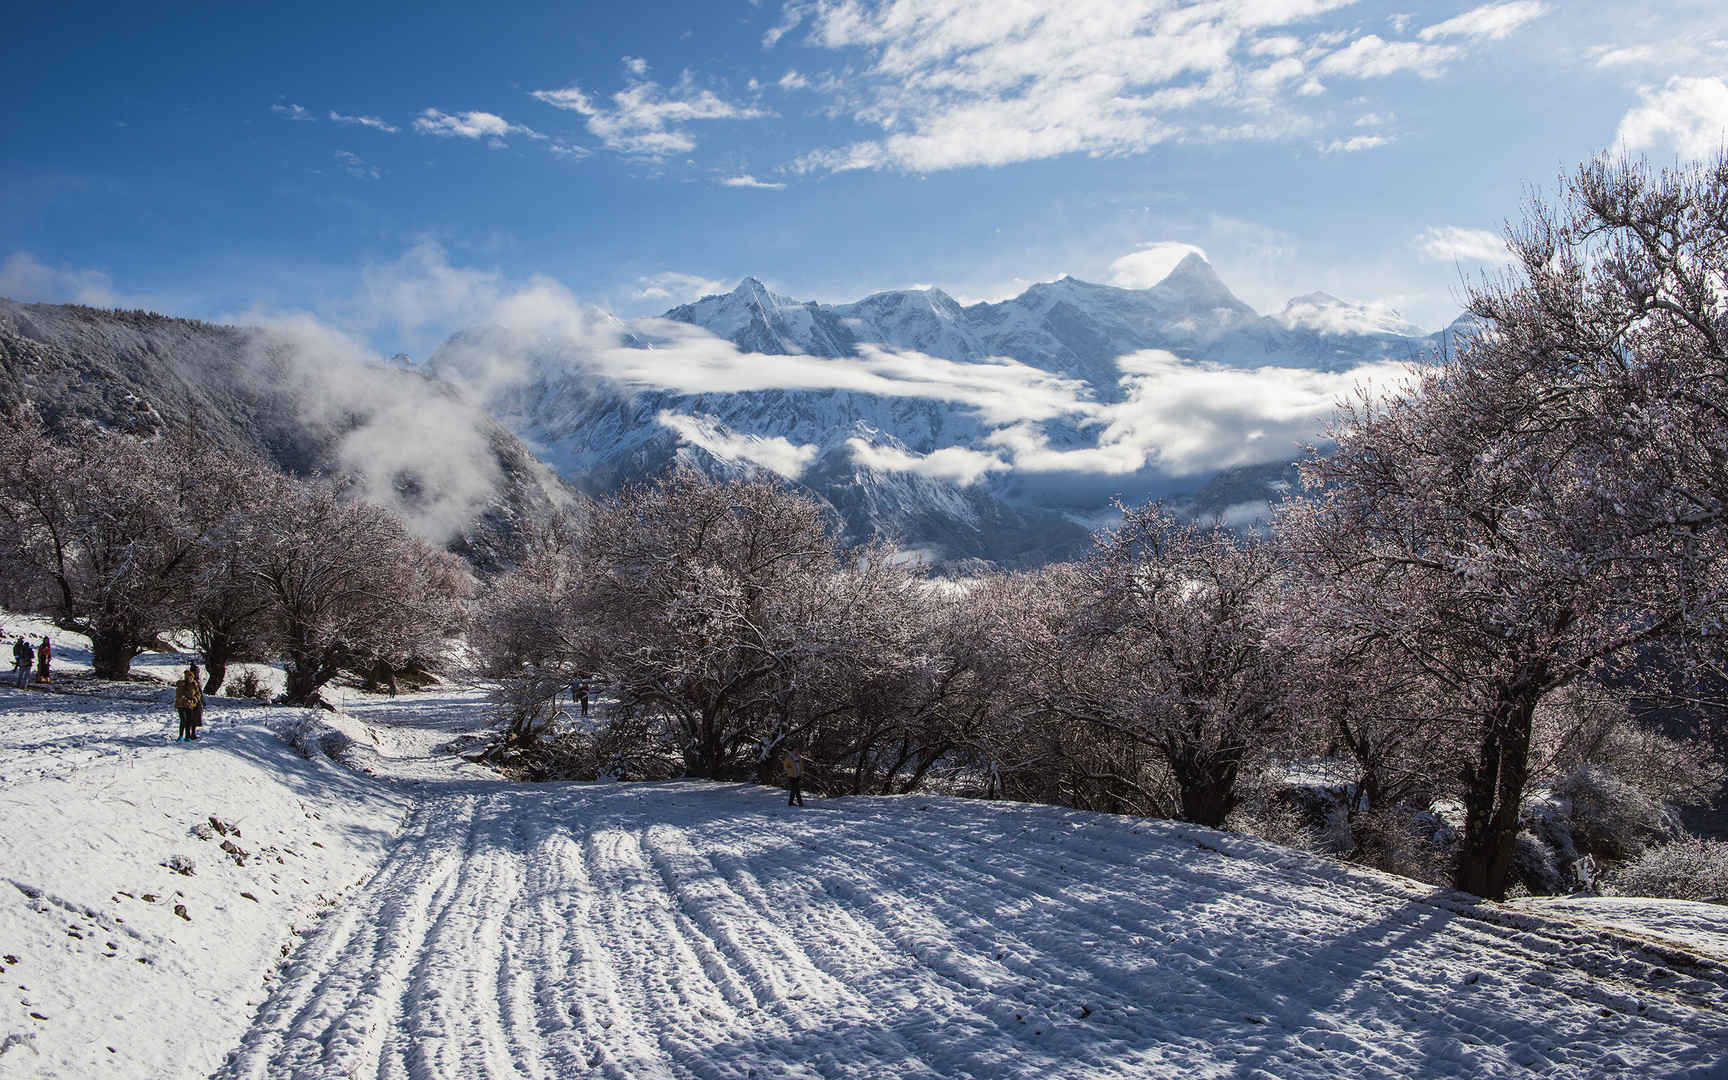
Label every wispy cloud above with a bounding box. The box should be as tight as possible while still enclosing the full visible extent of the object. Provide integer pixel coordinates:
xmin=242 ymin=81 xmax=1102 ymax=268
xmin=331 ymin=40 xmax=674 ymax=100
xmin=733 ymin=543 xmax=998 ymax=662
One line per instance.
xmin=847 ymin=439 xmax=1006 ymax=485
xmin=657 ymin=411 xmax=820 ymax=477
xmin=1416 ymin=225 xmax=1508 ymax=263
xmin=1315 ymin=36 xmax=1456 ymax=79
xmin=530 ymin=61 xmax=767 ymax=158
xmin=776 ymin=0 xmax=1541 ymax=175
xmin=270 ymin=103 xmax=311 ymax=120
xmin=335 ymin=150 xmax=381 ymax=180
xmin=1617 ymin=76 xmax=1728 ymax=160
xmin=631 ymin=271 xmax=730 ymax=305
xmin=718 ymin=173 xmax=786 ymax=189
xmin=1107 ymin=242 xmax=1208 ymax=289
xmin=0 ymin=251 xmax=131 ymax=307
xmin=413 ymin=108 xmax=543 ymax=141
xmin=1319 ymin=133 xmax=1392 ymax=153
xmin=1417 ymin=1 xmax=1549 ymax=41
xmin=330 ymin=110 xmax=400 ymax=134
xmin=1589 ymin=45 xmax=1657 ymax=69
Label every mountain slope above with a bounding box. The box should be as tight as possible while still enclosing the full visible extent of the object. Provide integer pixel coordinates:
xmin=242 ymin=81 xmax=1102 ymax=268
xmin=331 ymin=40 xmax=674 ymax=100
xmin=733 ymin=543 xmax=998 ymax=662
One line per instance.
xmin=0 ymin=300 xmax=577 ymax=568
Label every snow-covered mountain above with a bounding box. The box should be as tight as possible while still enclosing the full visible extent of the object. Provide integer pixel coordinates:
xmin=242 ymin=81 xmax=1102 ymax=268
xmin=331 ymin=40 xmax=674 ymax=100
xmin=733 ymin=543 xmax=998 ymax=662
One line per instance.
xmin=428 ymin=256 xmax=1448 ymax=568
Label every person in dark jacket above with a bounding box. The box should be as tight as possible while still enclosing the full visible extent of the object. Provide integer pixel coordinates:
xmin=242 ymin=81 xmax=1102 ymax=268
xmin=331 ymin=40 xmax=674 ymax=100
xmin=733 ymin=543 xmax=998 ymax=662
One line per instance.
xmin=34 ymin=637 xmax=50 ymax=684
xmin=781 ymin=746 xmax=805 ymax=807
xmin=11 ymin=637 xmax=32 ymax=689
xmin=175 ymin=668 xmax=203 ymax=741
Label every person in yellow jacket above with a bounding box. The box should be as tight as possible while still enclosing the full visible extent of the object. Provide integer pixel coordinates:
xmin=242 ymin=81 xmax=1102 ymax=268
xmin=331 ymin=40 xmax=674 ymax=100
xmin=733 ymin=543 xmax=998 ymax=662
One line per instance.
xmin=175 ymin=667 xmax=203 ymax=742
xmin=781 ymin=746 xmax=805 ymax=807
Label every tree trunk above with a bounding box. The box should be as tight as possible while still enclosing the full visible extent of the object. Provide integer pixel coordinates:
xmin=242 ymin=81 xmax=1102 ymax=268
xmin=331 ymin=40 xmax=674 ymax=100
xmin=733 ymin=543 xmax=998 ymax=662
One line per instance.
xmin=202 ymin=633 xmax=234 ymax=695
xmin=1170 ymin=751 xmax=1240 ymax=829
xmin=90 ymin=629 xmax=138 ymax=680
xmin=283 ymin=655 xmax=329 ymax=704
xmin=1455 ymin=681 xmax=1542 ymax=899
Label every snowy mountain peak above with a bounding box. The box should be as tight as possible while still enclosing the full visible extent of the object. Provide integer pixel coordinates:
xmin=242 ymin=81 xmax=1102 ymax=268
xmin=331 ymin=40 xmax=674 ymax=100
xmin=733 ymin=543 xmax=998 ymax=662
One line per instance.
xmin=1149 ymin=252 xmax=1253 ymax=315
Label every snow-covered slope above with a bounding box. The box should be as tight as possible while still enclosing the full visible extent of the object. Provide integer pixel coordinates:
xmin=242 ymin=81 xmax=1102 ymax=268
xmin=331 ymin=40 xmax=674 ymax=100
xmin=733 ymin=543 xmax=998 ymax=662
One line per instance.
xmin=10 ymin=627 xmax=1727 ymax=1079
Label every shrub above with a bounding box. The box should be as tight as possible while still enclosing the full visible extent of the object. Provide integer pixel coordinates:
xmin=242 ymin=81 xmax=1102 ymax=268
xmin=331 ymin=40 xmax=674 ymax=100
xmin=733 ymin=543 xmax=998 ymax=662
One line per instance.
xmin=272 ymin=713 xmax=354 ymax=761
xmin=1608 ymin=837 xmax=1728 ymax=901
xmin=1554 ymin=765 xmax=1671 ymax=863
xmin=225 ymin=669 xmax=270 ymax=700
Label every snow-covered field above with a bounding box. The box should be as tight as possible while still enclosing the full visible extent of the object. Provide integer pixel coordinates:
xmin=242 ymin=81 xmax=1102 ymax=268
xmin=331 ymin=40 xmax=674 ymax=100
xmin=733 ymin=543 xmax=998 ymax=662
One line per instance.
xmin=5 ymin=621 xmax=1728 ymax=1079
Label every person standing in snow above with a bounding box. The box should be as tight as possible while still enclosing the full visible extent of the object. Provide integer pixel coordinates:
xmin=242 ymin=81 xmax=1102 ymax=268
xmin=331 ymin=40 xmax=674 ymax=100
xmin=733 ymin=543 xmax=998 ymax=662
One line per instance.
xmin=11 ymin=636 xmax=32 ymax=689
xmin=781 ymin=746 xmax=806 ymax=807
xmin=175 ymin=667 xmax=203 ymax=741
xmin=189 ymin=662 xmax=206 ymax=730
xmin=35 ymin=636 xmax=51 ymax=684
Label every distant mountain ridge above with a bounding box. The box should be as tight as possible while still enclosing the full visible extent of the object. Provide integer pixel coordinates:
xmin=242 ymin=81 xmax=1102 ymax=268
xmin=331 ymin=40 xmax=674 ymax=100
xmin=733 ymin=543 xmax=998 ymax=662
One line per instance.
xmin=428 ymin=257 xmax=1454 ymax=568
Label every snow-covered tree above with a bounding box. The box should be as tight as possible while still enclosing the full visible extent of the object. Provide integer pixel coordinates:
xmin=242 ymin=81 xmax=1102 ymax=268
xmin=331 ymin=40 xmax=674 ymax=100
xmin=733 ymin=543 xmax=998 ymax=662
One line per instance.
xmin=1278 ymin=153 xmax=1728 ymax=899
xmin=0 ymin=411 xmax=233 ymax=676
xmin=244 ymin=474 xmax=470 ymax=703
xmin=570 ymin=469 xmax=849 ymax=778
xmin=1068 ymin=505 xmax=1292 ymax=827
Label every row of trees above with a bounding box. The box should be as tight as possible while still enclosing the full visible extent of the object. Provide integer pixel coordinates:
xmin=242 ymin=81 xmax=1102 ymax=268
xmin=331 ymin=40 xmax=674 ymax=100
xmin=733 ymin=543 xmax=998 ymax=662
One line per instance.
xmin=476 ymin=154 xmax=1728 ymax=900
xmin=0 ymin=413 xmax=467 ymax=701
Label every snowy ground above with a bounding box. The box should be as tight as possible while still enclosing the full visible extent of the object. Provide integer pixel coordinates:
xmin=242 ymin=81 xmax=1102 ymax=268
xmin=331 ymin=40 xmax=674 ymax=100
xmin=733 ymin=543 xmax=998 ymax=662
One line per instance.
xmin=5 ymin=620 xmax=1728 ymax=1079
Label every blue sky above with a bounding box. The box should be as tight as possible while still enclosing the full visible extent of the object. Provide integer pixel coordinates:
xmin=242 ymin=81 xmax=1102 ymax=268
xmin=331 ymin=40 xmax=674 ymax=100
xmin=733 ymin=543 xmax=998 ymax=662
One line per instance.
xmin=4 ymin=0 xmax=1726 ymax=358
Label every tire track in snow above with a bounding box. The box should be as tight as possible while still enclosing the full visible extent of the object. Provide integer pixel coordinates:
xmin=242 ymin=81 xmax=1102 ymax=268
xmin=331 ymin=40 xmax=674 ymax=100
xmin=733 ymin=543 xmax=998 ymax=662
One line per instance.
xmin=216 ymin=783 xmax=1728 ymax=1080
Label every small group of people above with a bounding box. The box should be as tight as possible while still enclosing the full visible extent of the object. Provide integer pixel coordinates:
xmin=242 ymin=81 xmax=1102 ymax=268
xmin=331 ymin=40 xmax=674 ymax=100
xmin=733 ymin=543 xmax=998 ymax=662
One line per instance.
xmin=9 ymin=633 xmax=50 ymax=689
xmin=174 ymin=663 xmax=205 ymax=742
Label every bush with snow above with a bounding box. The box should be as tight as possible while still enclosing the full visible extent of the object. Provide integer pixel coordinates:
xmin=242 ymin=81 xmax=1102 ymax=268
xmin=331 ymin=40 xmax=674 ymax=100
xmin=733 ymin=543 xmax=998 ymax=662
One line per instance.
xmin=226 ymin=668 xmax=270 ymax=700
xmin=1553 ymin=765 xmax=1673 ymax=864
xmin=273 ymin=712 xmax=354 ymax=762
xmin=1608 ymin=837 xmax=1728 ymax=902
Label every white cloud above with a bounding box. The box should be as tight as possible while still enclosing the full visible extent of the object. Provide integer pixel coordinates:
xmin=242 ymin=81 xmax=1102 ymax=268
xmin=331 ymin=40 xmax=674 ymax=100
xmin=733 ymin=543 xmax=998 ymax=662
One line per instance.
xmin=600 ymin=328 xmax=1091 ymax=427
xmin=847 ymin=438 xmax=1007 ymax=485
xmin=631 ymin=271 xmax=730 ymax=305
xmin=1617 ymin=76 xmax=1728 ymax=160
xmin=334 ymin=151 xmax=381 ymax=180
xmin=778 ymin=70 xmax=811 ymax=90
xmin=221 ymin=308 xmax=506 ymax=543
xmin=270 ymin=103 xmax=311 ymax=120
xmin=0 ymin=252 xmax=128 ymax=306
xmin=1320 ymin=133 xmax=1392 ymax=152
xmin=330 ymin=111 xmax=400 ymax=134
xmin=785 ymin=0 xmax=1377 ymax=173
xmin=1107 ymin=242 xmax=1209 ymax=289
xmin=718 ymin=173 xmax=787 ymax=189
xmin=530 ymin=67 xmax=767 ymax=157
xmin=658 ymin=411 xmax=821 ymax=478
xmin=1316 ymin=35 xmax=1456 ymax=79
xmin=1589 ymin=44 xmax=1657 ymax=68
xmin=1418 ymin=1 xmax=1548 ymax=41
xmin=413 ymin=108 xmax=542 ymax=141
xmin=1415 ymin=225 xmax=1508 ymax=263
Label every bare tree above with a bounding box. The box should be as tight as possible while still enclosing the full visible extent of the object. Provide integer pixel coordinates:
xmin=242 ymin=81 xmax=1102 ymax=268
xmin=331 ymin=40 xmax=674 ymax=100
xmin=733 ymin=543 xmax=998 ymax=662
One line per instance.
xmin=1278 ymin=153 xmax=1728 ymax=899
xmin=0 ymin=411 xmax=221 ymax=676
xmin=245 ymin=474 xmax=470 ymax=703
xmin=570 ymin=469 xmax=846 ymax=778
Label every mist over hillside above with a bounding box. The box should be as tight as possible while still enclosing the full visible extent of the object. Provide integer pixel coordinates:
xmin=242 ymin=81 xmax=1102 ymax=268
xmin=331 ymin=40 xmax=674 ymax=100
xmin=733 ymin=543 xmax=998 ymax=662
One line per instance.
xmin=0 ymin=299 xmax=575 ymax=569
